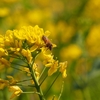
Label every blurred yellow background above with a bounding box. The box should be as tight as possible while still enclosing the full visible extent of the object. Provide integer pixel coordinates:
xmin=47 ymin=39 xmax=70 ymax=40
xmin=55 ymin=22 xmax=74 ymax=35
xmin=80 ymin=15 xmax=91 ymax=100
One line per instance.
xmin=0 ymin=0 xmax=100 ymax=100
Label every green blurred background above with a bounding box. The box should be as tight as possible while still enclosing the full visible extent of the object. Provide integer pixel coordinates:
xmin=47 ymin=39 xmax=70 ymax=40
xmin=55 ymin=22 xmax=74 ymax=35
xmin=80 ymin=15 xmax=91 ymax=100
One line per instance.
xmin=0 ymin=0 xmax=100 ymax=100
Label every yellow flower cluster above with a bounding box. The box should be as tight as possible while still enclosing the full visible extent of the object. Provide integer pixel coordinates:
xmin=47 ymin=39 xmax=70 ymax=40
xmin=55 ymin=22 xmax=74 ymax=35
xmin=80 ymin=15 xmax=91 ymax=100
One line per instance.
xmin=42 ymin=48 xmax=67 ymax=78
xmin=0 ymin=25 xmax=48 ymax=65
xmin=0 ymin=25 xmax=67 ymax=99
xmin=0 ymin=77 xmax=22 ymax=99
xmin=0 ymin=25 xmax=67 ymax=76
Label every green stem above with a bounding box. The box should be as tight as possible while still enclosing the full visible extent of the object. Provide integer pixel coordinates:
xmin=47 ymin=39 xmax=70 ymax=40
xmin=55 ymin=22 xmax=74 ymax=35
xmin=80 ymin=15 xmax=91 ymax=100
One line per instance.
xmin=17 ymin=78 xmax=32 ymax=83
xmin=22 ymin=91 xmax=40 ymax=95
xmin=40 ymin=74 xmax=48 ymax=86
xmin=39 ymin=67 xmax=47 ymax=81
xmin=11 ymin=66 xmax=31 ymax=74
xmin=44 ymin=72 xmax=60 ymax=96
xmin=11 ymin=62 xmax=28 ymax=67
xmin=28 ymin=63 xmax=45 ymax=100
xmin=14 ymin=83 xmax=35 ymax=87
xmin=11 ymin=66 xmax=24 ymax=72
xmin=9 ymin=55 xmax=28 ymax=64
xmin=58 ymin=81 xmax=64 ymax=100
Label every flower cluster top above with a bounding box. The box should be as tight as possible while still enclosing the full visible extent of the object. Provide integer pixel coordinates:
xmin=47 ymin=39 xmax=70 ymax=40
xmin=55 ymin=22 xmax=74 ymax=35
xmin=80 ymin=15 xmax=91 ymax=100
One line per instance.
xmin=0 ymin=25 xmax=67 ymax=78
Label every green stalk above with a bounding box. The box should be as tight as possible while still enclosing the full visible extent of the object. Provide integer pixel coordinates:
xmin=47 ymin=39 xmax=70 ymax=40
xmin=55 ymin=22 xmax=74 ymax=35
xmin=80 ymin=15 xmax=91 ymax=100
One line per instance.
xmin=39 ymin=67 xmax=47 ymax=81
xmin=22 ymin=91 xmax=40 ymax=95
xmin=44 ymin=72 xmax=60 ymax=96
xmin=15 ymin=83 xmax=35 ymax=87
xmin=28 ymin=63 xmax=45 ymax=100
xmin=17 ymin=78 xmax=32 ymax=83
xmin=58 ymin=81 xmax=64 ymax=100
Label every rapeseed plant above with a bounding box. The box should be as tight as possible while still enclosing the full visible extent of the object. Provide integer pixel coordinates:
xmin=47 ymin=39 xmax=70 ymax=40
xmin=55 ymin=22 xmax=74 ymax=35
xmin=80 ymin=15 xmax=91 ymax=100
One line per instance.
xmin=0 ymin=25 xmax=67 ymax=100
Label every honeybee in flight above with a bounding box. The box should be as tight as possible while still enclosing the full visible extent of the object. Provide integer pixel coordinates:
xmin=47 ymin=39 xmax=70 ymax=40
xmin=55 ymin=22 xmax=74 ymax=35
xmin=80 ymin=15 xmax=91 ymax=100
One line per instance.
xmin=42 ymin=35 xmax=53 ymax=50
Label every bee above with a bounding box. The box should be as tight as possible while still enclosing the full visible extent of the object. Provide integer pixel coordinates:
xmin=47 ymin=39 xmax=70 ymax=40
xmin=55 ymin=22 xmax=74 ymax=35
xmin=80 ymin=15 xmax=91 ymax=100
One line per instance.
xmin=42 ymin=35 xmax=53 ymax=50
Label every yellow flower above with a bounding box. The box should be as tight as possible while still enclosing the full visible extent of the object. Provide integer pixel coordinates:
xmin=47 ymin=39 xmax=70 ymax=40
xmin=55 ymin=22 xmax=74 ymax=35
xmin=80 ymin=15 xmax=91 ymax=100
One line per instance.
xmin=59 ymin=61 xmax=68 ymax=78
xmin=21 ymin=49 xmax=32 ymax=63
xmin=14 ymin=25 xmax=45 ymax=45
xmin=4 ymin=30 xmax=22 ymax=52
xmin=4 ymin=30 xmax=14 ymax=47
xmin=4 ymin=25 xmax=51 ymax=54
xmin=26 ymin=25 xmax=43 ymax=44
xmin=48 ymin=60 xmax=58 ymax=76
xmin=32 ymin=63 xmax=40 ymax=80
xmin=0 ymin=35 xmax=4 ymax=47
xmin=7 ymin=76 xmax=18 ymax=85
xmin=22 ymin=67 xmax=30 ymax=74
xmin=43 ymin=54 xmax=54 ymax=67
xmin=0 ymin=79 xmax=9 ymax=89
xmin=0 ymin=48 xmax=8 ymax=57
xmin=41 ymin=47 xmax=54 ymax=67
xmin=0 ymin=58 xmax=10 ymax=67
xmin=9 ymin=86 xmax=23 ymax=99
xmin=14 ymin=40 xmax=22 ymax=50
xmin=30 ymin=45 xmax=38 ymax=52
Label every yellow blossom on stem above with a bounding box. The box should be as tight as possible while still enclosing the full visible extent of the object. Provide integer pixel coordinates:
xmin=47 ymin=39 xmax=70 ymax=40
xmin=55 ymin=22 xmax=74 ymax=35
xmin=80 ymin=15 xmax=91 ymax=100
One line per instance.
xmin=32 ymin=63 xmax=40 ymax=80
xmin=0 ymin=57 xmax=10 ymax=70
xmin=22 ymin=67 xmax=30 ymax=76
xmin=14 ymin=40 xmax=22 ymax=50
xmin=22 ymin=63 xmax=40 ymax=84
xmin=0 ymin=35 xmax=4 ymax=47
xmin=30 ymin=63 xmax=40 ymax=84
xmin=4 ymin=30 xmax=14 ymax=47
xmin=21 ymin=49 xmax=32 ymax=63
xmin=41 ymin=47 xmax=54 ymax=67
xmin=0 ymin=58 xmax=10 ymax=67
xmin=0 ymin=48 xmax=8 ymax=57
xmin=7 ymin=76 xmax=18 ymax=85
xmin=14 ymin=25 xmax=45 ymax=46
xmin=30 ymin=45 xmax=38 ymax=52
xmin=59 ymin=61 xmax=68 ymax=78
xmin=9 ymin=86 xmax=23 ymax=99
xmin=48 ymin=60 xmax=58 ymax=76
xmin=43 ymin=53 xmax=54 ymax=67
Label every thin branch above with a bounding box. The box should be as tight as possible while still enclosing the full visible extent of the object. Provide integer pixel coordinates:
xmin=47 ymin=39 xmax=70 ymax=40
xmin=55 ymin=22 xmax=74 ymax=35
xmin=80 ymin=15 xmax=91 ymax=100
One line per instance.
xmin=22 ymin=91 xmax=40 ymax=95
xmin=58 ymin=81 xmax=64 ymax=100
xmin=39 ymin=67 xmax=47 ymax=81
xmin=44 ymin=72 xmax=60 ymax=96
xmin=9 ymin=55 xmax=28 ymax=64
xmin=12 ymin=83 xmax=35 ymax=87
xmin=40 ymin=74 xmax=48 ymax=86
xmin=9 ymin=55 xmax=23 ymax=60
xmin=11 ymin=62 xmax=28 ymax=67
xmin=11 ymin=66 xmax=31 ymax=74
xmin=11 ymin=66 xmax=24 ymax=72
xmin=17 ymin=78 xmax=32 ymax=83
